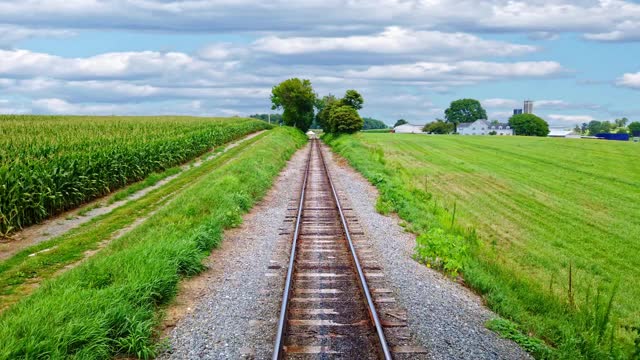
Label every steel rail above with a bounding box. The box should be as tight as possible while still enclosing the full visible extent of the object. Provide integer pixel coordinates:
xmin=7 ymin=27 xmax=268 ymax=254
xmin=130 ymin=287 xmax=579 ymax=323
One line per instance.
xmin=317 ymin=139 xmax=393 ymax=360
xmin=272 ymin=138 xmax=313 ymax=360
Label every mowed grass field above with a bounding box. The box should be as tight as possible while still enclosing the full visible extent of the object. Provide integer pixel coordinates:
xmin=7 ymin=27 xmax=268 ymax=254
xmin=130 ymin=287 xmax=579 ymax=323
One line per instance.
xmin=326 ymin=133 xmax=640 ymax=358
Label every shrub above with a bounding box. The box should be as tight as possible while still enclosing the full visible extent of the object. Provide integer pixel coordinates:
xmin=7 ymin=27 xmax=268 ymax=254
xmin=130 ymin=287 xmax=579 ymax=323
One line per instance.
xmin=328 ymin=105 xmax=363 ymax=134
xmin=414 ymin=227 xmax=468 ymax=275
xmin=508 ymin=114 xmax=550 ymax=136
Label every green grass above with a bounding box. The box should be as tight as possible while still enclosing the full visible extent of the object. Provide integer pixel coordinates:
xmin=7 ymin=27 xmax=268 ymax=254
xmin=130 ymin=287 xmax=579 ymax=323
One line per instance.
xmin=0 ymin=131 xmax=270 ymax=311
xmin=324 ymin=133 xmax=640 ymax=359
xmin=0 ymin=115 xmax=270 ymax=234
xmin=0 ymin=127 xmax=307 ymax=359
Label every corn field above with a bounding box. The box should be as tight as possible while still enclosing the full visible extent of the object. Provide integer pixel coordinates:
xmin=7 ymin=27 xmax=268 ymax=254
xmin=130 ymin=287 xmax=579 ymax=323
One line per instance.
xmin=0 ymin=115 xmax=271 ymax=235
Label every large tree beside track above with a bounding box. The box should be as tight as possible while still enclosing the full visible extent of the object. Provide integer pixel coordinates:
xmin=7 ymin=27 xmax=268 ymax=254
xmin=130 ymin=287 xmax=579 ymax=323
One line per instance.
xmin=316 ymin=94 xmax=338 ymax=132
xmin=444 ymin=99 xmax=487 ymax=132
xmin=319 ymin=89 xmax=365 ymax=134
xmin=271 ymin=78 xmax=317 ymax=132
xmin=328 ymin=105 xmax=363 ymax=134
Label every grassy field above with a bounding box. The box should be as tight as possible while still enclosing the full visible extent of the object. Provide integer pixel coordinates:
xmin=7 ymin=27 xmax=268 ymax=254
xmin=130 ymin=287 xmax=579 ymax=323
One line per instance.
xmin=325 ymin=133 xmax=640 ymax=359
xmin=0 ymin=115 xmax=270 ymax=235
xmin=0 ymin=127 xmax=307 ymax=359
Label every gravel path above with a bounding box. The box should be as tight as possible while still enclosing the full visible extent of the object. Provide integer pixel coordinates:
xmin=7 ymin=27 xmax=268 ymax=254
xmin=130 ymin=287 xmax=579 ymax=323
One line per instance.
xmin=160 ymin=143 xmax=310 ymax=360
xmin=320 ymin=142 xmax=531 ymax=360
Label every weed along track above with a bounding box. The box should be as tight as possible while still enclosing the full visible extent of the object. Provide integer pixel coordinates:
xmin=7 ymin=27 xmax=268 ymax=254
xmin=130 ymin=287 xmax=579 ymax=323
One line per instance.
xmin=273 ymin=139 xmax=427 ymax=359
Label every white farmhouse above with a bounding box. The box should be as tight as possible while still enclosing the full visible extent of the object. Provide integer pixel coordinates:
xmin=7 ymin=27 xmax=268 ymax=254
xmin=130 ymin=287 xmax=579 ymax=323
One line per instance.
xmin=457 ymin=119 xmax=513 ymax=136
xmin=394 ymin=123 xmax=425 ymax=134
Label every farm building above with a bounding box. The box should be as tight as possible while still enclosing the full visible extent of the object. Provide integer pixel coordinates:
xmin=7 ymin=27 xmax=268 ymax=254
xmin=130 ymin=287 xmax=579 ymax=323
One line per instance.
xmin=458 ymin=120 xmax=513 ymax=136
xmin=548 ymin=128 xmax=580 ymax=138
xmin=394 ymin=123 xmax=425 ymax=133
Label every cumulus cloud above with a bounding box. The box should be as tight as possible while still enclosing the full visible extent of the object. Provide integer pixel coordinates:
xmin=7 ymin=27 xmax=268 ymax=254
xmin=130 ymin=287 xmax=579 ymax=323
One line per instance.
xmin=253 ymin=27 xmax=537 ymax=59
xmin=345 ymin=61 xmax=565 ymax=82
xmin=483 ymin=98 xmax=519 ymax=108
xmin=0 ymin=1 xmax=639 ymax=41
xmin=0 ymin=49 xmax=213 ymax=80
xmin=548 ymin=114 xmax=595 ymax=123
xmin=0 ymin=25 xmax=74 ymax=47
xmin=584 ymin=21 xmax=640 ymax=42
xmin=616 ymin=72 xmax=640 ymax=89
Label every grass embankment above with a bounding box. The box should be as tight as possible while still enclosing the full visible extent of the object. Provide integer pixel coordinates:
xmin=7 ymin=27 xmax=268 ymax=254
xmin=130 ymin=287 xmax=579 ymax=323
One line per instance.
xmin=324 ymin=133 xmax=640 ymax=359
xmin=0 ymin=127 xmax=307 ymax=359
xmin=0 ymin=115 xmax=270 ymax=234
xmin=0 ymin=132 xmax=264 ymax=311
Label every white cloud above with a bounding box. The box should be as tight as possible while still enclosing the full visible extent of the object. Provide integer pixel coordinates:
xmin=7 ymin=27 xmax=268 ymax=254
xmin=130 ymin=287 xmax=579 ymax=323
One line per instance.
xmin=0 ymin=49 xmax=211 ymax=80
xmin=0 ymin=99 xmax=30 ymax=114
xmin=616 ymin=72 xmax=640 ymax=89
xmin=253 ymin=27 xmax=537 ymax=59
xmin=345 ymin=61 xmax=565 ymax=82
xmin=0 ymin=1 xmax=639 ymax=41
xmin=483 ymin=98 xmax=519 ymax=108
xmin=535 ymin=100 xmax=571 ymax=109
xmin=548 ymin=114 xmax=595 ymax=123
xmin=0 ymin=25 xmax=75 ymax=47
xmin=584 ymin=21 xmax=640 ymax=41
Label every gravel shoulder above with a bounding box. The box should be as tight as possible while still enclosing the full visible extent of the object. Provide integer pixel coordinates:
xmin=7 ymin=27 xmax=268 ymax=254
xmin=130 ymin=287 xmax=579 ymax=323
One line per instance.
xmin=320 ymin=142 xmax=531 ymax=360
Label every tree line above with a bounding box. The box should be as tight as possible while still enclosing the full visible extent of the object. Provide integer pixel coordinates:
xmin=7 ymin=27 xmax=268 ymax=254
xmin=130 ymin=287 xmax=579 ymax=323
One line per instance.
xmin=264 ymin=79 xmax=638 ymax=137
xmin=574 ymin=118 xmax=640 ymax=136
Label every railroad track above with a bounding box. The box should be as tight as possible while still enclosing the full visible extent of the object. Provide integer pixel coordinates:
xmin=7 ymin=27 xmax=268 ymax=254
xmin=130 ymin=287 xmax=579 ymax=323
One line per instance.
xmin=272 ymin=138 xmax=392 ymax=359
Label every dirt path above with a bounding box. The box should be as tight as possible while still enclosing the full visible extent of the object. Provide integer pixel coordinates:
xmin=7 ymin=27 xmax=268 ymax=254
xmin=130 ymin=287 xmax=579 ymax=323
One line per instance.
xmin=0 ymin=130 xmax=265 ymax=261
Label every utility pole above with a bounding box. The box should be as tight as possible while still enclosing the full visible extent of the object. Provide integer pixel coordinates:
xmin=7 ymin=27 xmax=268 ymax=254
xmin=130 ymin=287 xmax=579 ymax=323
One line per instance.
xmin=268 ymin=114 xmax=271 ymax=124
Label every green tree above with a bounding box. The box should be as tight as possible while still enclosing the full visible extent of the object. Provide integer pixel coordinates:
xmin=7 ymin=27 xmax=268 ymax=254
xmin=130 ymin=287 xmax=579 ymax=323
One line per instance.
xmin=629 ymin=121 xmax=640 ymax=136
xmin=615 ymin=117 xmax=629 ymax=128
xmin=587 ymin=120 xmax=612 ymax=135
xmin=508 ymin=114 xmax=550 ymax=136
xmin=315 ymin=94 xmax=338 ymax=132
xmin=423 ymin=120 xmax=455 ymax=134
xmin=616 ymin=127 xmax=628 ymax=134
xmin=270 ymin=78 xmax=317 ymax=132
xmin=328 ymin=105 xmax=363 ymax=134
xmin=444 ymin=99 xmax=487 ymax=131
xmin=394 ymin=119 xmax=408 ymax=127
xmin=340 ymin=90 xmax=364 ymax=110
xmin=362 ymin=117 xmax=388 ymax=130
xmin=573 ymin=125 xmax=582 ymax=134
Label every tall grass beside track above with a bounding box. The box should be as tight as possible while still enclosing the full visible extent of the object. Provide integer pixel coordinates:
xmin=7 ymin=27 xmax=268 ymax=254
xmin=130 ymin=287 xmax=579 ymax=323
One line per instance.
xmin=0 ymin=115 xmax=270 ymax=235
xmin=324 ymin=133 xmax=640 ymax=359
xmin=0 ymin=127 xmax=307 ymax=359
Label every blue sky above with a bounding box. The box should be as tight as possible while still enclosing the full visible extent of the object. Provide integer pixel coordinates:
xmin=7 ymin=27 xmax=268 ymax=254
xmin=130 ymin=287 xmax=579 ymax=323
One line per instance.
xmin=1 ymin=1 xmax=639 ymax=127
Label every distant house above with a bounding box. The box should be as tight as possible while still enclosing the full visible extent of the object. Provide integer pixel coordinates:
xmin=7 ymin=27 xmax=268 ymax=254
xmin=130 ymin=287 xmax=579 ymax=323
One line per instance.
xmin=458 ymin=119 xmax=513 ymax=136
xmin=394 ymin=123 xmax=425 ymax=134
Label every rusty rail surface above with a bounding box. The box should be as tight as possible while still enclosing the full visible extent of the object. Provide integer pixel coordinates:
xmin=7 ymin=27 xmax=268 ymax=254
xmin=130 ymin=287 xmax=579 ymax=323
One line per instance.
xmin=273 ymin=138 xmax=392 ymax=359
